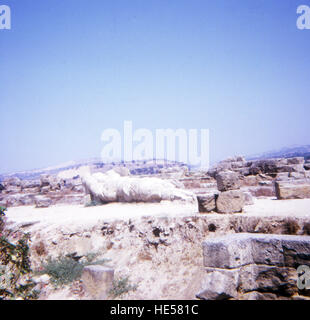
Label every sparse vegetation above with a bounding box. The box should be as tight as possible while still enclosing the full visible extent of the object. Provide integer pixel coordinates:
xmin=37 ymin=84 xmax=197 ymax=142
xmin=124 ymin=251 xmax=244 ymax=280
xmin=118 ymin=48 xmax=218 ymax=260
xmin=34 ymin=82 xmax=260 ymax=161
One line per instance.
xmin=85 ymin=199 xmax=104 ymax=207
xmin=0 ymin=206 xmax=6 ymax=233
xmin=0 ymin=206 xmax=6 ymax=217
xmin=39 ymin=254 xmax=109 ymax=287
xmin=0 ymin=233 xmax=39 ymax=300
xmin=108 ymin=276 xmax=138 ymax=299
xmin=33 ymin=241 xmax=47 ymax=256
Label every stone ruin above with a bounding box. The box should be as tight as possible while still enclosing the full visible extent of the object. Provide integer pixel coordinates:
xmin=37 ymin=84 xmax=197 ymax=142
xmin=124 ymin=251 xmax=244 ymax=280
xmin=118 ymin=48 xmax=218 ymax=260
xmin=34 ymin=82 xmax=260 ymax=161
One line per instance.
xmin=81 ymin=168 xmax=197 ymax=205
xmin=1 ymin=156 xmax=310 ymax=300
xmin=197 ymin=233 xmax=310 ymax=300
xmin=195 ymin=155 xmax=310 ymax=214
xmin=1 ymin=155 xmax=310 ymax=211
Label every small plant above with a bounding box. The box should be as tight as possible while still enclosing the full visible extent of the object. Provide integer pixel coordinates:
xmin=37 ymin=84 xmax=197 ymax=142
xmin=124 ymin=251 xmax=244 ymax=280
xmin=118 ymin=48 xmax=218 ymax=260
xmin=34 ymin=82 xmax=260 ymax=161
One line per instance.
xmin=0 ymin=207 xmax=6 ymax=233
xmin=40 ymin=256 xmax=85 ymax=286
xmin=0 ymin=206 xmax=6 ymax=217
xmin=85 ymin=199 xmax=104 ymax=207
xmin=0 ymin=233 xmax=38 ymax=300
xmin=33 ymin=241 xmax=47 ymax=256
xmin=39 ymin=254 xmax=109 ymax=287
xmin=108 ymin=276 xmax=138 ymax=299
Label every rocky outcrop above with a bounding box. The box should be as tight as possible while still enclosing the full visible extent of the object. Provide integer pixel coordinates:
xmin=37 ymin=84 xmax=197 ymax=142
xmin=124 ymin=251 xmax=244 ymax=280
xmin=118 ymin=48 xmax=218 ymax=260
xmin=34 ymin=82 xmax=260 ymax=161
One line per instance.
xmin=81 ymin=266 xmax=114 ymax=300
xmin=34 ymin=196 xmax=53 ymax=208
xmin=216 ymin=171 xmax=241 ymax=192
xmin=197 ymin=193 xmax=217 ymax=213
xmin=197 ymin=233 xmax=310 ymax=300
xmin=216 ymin=190 xmax=245 ymax=214
xmin=275 ymin=180 xmax=310 ymax=200
xmin=0 ymin=172 xmax=85 ymax=208
xmin=1 ymin=156 xmax=309 ymax=208
xmin=209 ymin=156 xmax=306 ymax=179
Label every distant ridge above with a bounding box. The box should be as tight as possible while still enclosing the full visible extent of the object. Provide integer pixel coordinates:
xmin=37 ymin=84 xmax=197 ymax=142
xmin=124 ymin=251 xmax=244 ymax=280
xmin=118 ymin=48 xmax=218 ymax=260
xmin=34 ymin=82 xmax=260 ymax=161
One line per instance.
xmin=0 ymin=158 xmax=187 ymax=182
xmin=0 ymin=158 xmax=102 ymax=181
xmin=247 ymin=144 xmax=310 ymax=161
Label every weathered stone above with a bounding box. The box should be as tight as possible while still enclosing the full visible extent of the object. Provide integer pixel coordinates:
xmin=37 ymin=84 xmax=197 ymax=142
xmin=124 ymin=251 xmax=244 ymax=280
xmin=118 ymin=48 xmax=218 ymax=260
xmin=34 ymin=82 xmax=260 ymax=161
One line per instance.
xmin=239 ymin=265 xmax=297 ymax=297
xmin=216 ymin=171 xmax=240 ymax=192
xmin=3 ymin=186 xmax=21 ymax=194
xmin=275 ymin=181 xmax=310 ymax=200
xmin=64 ymin=177 xmax=82 ymax=190
xmin=40 ymin=174 xmax=62 ymax=190
xmin=113 ymin=166 xmax=131 ymax=176
xmin=276 ymin=172 xmax=290 ymax=181
xmin=18 ymin=195 xmax=35 ymax=206
xmin=72 ymin=185 xmax=84 ymax=192
xmin=202 ymin=233 xmax=310 ymax=269
xmin=21 ymin=180 xmax=41 ymax=189
xmin=197 ymin=193 xmax=217 ymax=213
xmin=1 ymin=194 xmax=35 ymax=207
xmin=231 ymin=161 xmax=246 ymax=169
xmin=243 ymin=191 xmax=254 ymax=205
xmin=198 ymin=233 xmax=310 ymax=298
xmin=280 ymin=164 xmax=305 ymax=173
xmin=196 ymin=270 xmax=239 ymax=300
xmin=216 ymin=190 xmax=245 ymax=214
xmin=240 ymin=291 xmax=278 ymax=300
xmin=242 ymin=175 xmax=258 ymax=187
xmin=247 ymin=186 xmax=275 ymax=198
xmin=289 ymin=172 xmax=306 ymax=180
xmin=82 ymin=169 xmax=197 ymax=204
xmin=81 ymin=265 xmax=114 ymax=300
xmin=287 ymin=157 xmax=305 ymax=165
xmin=248 ymin=158 xmax=306 ymax=175
xmin=249 ymin=159 xmax=285 ymax=175
xmin=34 ymin=196 xmax=52 ymax=208
xmin=3 ymin=195 xmax=20 ymax=207
xmin=3 ymin=177 xmax=21 ymax=187
xmin=202 ymin=234 xmax=253 ymax=269
xmin=40 ymin=186 xmax=50 ymax=194
xmin=33 ymin=274 xmax=50 ymax=285
xmin=238 ymin=167 xmax=251 ymax=176
xmin=40 ymin=174 xmax=51 ymax=187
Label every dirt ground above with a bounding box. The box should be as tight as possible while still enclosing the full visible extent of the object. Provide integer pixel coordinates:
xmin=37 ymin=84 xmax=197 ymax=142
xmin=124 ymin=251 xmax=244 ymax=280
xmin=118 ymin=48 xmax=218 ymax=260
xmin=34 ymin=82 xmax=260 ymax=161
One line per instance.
xmin=4 ymin=198 xmax=310 ymax=300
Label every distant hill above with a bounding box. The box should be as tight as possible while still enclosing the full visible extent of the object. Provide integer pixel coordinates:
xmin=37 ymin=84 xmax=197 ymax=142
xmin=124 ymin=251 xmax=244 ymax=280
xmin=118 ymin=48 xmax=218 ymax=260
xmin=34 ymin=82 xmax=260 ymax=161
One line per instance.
xmin=0 ymin=158 xmax=102 ymax=181
xmin=247 ymin=145 xmax=310 ymax=161
xmin=0 ymin=159 xmax=187 ymax=182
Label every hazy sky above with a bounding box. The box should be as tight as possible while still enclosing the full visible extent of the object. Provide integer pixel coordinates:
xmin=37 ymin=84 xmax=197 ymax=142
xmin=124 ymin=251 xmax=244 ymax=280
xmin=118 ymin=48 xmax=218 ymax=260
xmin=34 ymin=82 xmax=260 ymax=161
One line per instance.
xmin=1 ymin=0 xmax=310 ymax=173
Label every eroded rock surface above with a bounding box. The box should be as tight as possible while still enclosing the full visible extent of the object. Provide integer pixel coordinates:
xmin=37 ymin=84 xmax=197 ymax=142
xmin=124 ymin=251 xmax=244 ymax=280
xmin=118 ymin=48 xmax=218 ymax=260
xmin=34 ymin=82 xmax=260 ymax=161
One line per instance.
xmin=197 ymin=233 xmax=310 ymax=300
xmin=81 ymin=169 xmax=197 ymax=205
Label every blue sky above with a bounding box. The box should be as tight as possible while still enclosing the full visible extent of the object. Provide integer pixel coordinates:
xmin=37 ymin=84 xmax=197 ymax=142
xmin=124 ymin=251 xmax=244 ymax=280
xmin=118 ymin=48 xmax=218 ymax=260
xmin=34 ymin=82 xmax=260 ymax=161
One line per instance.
xmin=0 ymin=0 xmax=310 ymax=172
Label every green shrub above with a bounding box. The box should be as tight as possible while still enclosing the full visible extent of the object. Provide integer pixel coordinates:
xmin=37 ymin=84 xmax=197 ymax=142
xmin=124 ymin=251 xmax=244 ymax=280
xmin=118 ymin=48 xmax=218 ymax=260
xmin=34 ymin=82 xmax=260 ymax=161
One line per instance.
xmin=39 ymin=254 xmax=109 ymax=287
xmin=40 ymin=256 xmax=84 ymax=286
xmin=0 ymin=206 xmax=6 ymax=217
xmin=85 ymin=200 xmax=104 ymax=207
xmin=108 ymin=276 xmax=138 ymax=299
xmin=0 ymin=207 xmax=6 ymax=233
xmin=0 ymin=233 xmax=38 ymax=300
